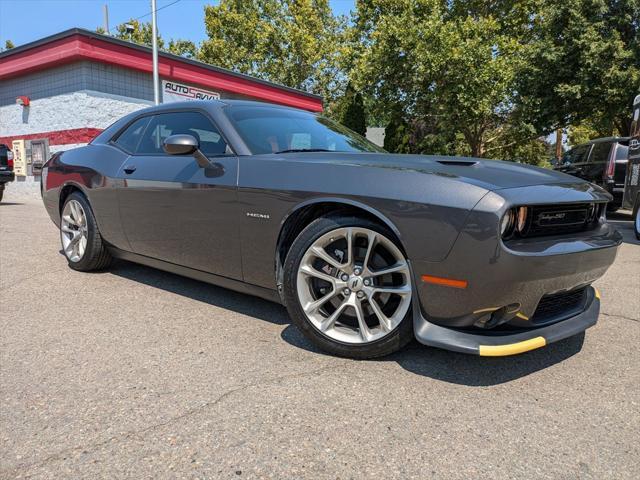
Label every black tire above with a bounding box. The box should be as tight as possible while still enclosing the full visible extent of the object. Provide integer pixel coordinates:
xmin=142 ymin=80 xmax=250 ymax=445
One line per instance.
xmin=0 ymin=186 xmax=3 ymax=203
xmin=61 ymin=192 xmax=112 ymax=271
xmin=283 ymin=215 xmax=414 ymax=359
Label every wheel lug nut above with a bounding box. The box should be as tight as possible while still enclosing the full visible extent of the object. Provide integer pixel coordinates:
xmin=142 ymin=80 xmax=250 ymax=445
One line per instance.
xmin=341 ymin=274 xmax=349 ymax=281
xmin=357 ymin=291 xmax=365 ymax=299
xmin=354 ymin=268 xmax=362 ymax=275
xmin=343 ymin=288 xmax=351 ymax=295
xmin=363 ymin=279 xmax=371 ymax=286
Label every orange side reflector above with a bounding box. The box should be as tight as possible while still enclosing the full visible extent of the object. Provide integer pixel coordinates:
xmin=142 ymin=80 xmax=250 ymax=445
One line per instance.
xmin=421 ymin=274 xmax=468 ymax=289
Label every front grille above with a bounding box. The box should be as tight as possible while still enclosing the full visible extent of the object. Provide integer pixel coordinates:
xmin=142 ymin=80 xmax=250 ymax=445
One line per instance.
xmin=530 ymin=287 xmax=587 ymax=325
xmin=522 ymin=203 xmax=601 ymax=238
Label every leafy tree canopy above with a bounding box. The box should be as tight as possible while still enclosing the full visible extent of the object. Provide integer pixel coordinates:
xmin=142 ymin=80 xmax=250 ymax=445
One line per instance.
xmin=199 ymin=0 xmax=348 ymax=101
xmin=519 ymin=0 xmax=640 ymax=136
xmin=338 ymin=84 xmax=367 ymax=135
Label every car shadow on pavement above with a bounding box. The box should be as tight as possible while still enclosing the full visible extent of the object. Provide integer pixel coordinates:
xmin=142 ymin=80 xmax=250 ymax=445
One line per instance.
xmin=281 ymin=325 xmax=586 ymax=386
xmin=388 ymin=334 xmax=585 ymax=386
xmin=109 ymin=260 xmax=586 ymax=387
xmin=109 ymin=262 xmax=291 ymax=326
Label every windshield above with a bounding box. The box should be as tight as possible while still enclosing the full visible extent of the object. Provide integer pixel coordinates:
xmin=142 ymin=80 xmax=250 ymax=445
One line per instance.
xmin=225 ymin=104 xmax=385 ymax=155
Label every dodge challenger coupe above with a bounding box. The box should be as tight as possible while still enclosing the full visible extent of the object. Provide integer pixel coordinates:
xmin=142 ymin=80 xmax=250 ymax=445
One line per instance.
xmin=41 ymin=100 xmax=622 ymax=359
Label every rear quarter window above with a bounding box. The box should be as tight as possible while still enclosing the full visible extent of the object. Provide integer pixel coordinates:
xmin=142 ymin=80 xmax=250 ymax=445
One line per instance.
xmin=561 ymin=145 xmax=590 ymax=165
xmin=589 ymin=143 xmax=611 ymax=163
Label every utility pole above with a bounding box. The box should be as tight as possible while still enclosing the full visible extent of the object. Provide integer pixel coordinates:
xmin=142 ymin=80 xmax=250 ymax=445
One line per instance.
xmin=151 ymin=0 xmax=160 ymax=105
xmin=103 ymin=4 xmax=109 ymax=34
xmin=555 ymin=128 xmax=562 ymax=162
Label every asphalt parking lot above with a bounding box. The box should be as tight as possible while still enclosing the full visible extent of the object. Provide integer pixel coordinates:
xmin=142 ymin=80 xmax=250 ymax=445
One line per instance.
xmin=1 ymin=191 xmax=638 ymax=480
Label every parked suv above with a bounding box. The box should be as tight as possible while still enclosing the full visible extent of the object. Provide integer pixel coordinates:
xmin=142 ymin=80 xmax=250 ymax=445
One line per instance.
xmin=0 ymin=144 xmax=15 ymax=202
xmin=554 ymin=137 xmax=629 ymax=211
xmin=623 ymin=94 xmax=640 ymax=239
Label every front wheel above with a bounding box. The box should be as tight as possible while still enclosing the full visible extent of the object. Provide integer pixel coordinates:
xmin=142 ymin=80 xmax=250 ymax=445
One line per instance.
xmin=283 ymin=216 xmax=414 ymax=359
xmin=60 ymin=192 xmax=112 ymax=271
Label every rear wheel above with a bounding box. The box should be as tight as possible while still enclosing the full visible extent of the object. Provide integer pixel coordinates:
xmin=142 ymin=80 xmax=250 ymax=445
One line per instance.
xmin=283 ymin=216 xmax=414 ymax=359
xmin=60 ymin=192 xmax=112 ymax=271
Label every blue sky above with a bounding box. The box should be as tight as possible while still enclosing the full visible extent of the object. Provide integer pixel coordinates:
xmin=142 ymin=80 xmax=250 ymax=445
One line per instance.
xmin=0 ymin=0 xmax=356 ymax=48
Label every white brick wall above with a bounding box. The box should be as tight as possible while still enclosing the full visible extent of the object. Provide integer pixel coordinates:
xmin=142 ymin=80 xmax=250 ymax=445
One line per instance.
xmin=0 ymin=90 xmax=152 ymax=137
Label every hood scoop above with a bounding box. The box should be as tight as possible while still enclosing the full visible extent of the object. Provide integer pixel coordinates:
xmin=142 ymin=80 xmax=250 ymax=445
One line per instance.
xmin=436 ymin=160 xmax=479 ymax=166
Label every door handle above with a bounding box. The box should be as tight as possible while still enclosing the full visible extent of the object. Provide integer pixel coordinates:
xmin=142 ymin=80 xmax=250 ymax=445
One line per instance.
xmin=123 ymin=165 xmax=137 ymax=174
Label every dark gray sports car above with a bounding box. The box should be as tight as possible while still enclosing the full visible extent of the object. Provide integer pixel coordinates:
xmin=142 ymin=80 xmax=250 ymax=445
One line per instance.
xmin=41 ymin=100 xmax=621 ymax=358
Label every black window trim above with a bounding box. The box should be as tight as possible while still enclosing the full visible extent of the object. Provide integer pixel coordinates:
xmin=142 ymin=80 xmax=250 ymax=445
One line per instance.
xmin=109 ymin=107 xmax=236 ymax=157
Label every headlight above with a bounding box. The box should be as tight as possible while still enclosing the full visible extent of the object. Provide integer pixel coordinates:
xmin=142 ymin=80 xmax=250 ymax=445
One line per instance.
xmin=500 ymin=209 xmax=515 ymax=237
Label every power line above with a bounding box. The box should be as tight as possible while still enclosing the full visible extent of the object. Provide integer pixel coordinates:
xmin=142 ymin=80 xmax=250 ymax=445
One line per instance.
xmin=107 ymin=0 xmax=182 ymax=35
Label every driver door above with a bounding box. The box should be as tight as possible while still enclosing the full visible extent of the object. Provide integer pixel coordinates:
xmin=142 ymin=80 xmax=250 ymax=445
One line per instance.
xmin=115 ymin=110 xmax=241 ymax=280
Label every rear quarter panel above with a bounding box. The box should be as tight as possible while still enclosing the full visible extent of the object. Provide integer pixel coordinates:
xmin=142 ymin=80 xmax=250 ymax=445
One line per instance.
xmin=43 ymin=144 xmax=130 ymax=250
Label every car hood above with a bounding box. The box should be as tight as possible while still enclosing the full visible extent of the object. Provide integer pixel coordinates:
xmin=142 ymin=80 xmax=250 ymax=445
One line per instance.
xmin=278 ymin=152 xmax=590 ymax=191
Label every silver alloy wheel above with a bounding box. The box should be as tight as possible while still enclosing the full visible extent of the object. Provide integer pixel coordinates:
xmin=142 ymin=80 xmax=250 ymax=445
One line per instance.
xmin=60 ymin=199 xmax=88 ymax=263
xmin=296 ymin=227 xmax=412 ymax=344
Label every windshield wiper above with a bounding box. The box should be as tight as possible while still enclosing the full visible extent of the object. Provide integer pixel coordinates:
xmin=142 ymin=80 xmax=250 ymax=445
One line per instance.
xmin=274 ymin=148 xmax=333 ymax=154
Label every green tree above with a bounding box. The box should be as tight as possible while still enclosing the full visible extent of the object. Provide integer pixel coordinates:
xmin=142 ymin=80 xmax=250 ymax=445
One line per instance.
xmin=383 ymin=108 xmax=411 ymax=153
xmin=352 ymin=0 xmax=536 ymax=158
xmin=339 ymin=84 xmax=367 ymax=135
xmin=199 ymin=0 xmax=347 ymax=101
xmin=1 ymin=40 xmax=15 ymax=52
xmin=519 ymin=0 xmax=640 ymax=136
xmin=168 ymin=39 xmax=198 ymax=59
xmin=566 ymin=118 xmax=620 ymax=147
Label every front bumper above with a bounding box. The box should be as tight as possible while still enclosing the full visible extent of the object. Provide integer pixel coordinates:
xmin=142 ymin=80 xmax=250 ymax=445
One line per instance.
xmin=414 ymin=285 xmax=600 ymax=355
xmin=409 ymin=184 xmax=621 ymax=355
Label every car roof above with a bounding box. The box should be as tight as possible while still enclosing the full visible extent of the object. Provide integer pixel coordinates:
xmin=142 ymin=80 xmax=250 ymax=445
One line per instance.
xmin=568 ymin=136 xmax=630 ymax=150
xmin=584 ymin=136 xmax=630 ymax=145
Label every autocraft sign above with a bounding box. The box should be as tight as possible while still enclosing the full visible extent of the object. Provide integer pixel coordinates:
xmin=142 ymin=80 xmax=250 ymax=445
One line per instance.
xmin=162 ymin=80 xmax=220 ymax=103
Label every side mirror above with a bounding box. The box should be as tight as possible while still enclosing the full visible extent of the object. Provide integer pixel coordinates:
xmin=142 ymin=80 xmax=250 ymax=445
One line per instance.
xmin=163 ymin=134 xmax=211 ymax=168
xmin=163 ymin=134 xmax=198 ymax=155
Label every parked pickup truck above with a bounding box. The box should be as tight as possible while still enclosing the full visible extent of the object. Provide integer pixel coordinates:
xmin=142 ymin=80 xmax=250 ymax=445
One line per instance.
xmin=553 ymin=137 xmax=629 ymax=212
xmin=0 ymin=144 xmax=15 ymax=202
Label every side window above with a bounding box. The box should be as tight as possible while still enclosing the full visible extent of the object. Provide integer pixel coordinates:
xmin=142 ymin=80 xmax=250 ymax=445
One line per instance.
xmin=136 ymin=111 xmax=228 ymax=156
xmin=571 ymin=145 xmax=590 ymax=164
xmin=113 ymin=116 xmax=151 ymax=153
xmin=589 ymin=143 xmax=611 ymax=163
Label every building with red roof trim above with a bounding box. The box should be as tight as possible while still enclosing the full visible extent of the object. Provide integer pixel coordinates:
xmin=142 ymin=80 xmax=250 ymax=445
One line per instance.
xmin=0 ymin=28 xmax=323 ymax=178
